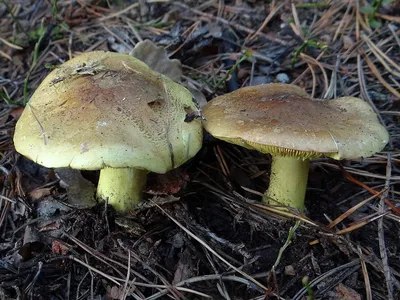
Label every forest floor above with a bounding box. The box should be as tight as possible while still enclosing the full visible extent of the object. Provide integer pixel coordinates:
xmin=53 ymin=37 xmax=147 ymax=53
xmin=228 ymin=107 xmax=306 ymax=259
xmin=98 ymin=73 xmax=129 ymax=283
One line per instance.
xmin=0 ymin=0 xmax=400 ymax=299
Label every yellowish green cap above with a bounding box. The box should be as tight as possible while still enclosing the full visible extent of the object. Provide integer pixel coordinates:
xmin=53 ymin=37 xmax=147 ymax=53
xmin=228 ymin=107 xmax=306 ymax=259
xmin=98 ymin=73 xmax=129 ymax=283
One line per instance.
xmin=14 ymin=51 xmax=203 ymax=173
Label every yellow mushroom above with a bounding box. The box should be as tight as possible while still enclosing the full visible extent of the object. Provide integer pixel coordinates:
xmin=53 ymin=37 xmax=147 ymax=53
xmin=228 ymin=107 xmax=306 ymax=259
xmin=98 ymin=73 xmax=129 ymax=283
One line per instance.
xmin=13 ymin=51 xmax=203 ymax=213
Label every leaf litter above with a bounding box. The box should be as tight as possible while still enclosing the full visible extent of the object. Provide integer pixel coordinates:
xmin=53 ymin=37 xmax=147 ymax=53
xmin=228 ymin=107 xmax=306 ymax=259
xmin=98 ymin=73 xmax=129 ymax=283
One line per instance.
xmin=0 ymin=0 xmax=399 ymax=299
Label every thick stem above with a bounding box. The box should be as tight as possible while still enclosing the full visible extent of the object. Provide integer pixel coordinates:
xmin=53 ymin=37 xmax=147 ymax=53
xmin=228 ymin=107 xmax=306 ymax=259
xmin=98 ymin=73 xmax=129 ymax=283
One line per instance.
xmin=263 ymin=155 xmax=309 ymax=211
xmin=97 ymin=167 xmax=147 ymax=213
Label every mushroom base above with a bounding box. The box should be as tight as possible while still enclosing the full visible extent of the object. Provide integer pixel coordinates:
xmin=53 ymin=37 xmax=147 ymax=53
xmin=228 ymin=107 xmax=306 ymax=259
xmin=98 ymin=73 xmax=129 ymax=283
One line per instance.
xmin=263 ymin=156 xmax=309 ymax=211
xmin=97 ymin=167 xmax=147 ymax=212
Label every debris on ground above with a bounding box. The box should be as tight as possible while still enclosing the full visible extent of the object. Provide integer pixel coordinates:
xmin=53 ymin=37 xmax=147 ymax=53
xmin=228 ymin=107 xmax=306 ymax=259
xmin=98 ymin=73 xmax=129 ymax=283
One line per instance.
xmin=0 ymin=1 xmax=399 ymax=299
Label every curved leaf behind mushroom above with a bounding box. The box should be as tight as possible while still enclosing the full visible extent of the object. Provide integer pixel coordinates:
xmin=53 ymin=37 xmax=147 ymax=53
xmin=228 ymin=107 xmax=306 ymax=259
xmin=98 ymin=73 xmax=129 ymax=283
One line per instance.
xmin=130 ymin=40 xmax=182 ymax=83
xmin=130 ymin=40 xmax=207 ymax=110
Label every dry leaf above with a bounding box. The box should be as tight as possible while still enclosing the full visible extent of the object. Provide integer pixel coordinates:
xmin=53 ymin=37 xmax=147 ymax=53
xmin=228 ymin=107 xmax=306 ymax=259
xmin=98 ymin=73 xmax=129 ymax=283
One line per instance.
xmin=342 ymin=35 xmax=354 ymax=50
xmin=146 ymin=169 xmax=189 ymax=195
xmin=329 ymin=283 xmax=361 ymax=300
xmin=130 ymin=40 xmax=182 ymax=82
xmin=10 ymin=107 xmax=24 ymax=119
xmin=106 ymin=285 xmax=125 ymax=300
xmin=18 ymin=225 xmax=44 ymax=261
xmin=38 ymin=220 xmax=61 ymax=232
xmin=51 ymin=240 xmax=69 ymax=255
xmin=29 ymin=187 xmax=53 ymax=200
xmin=173 ymin=248 xmax=194 ymax=284
xmin=55 ymin=168 xmax=96 ymax=208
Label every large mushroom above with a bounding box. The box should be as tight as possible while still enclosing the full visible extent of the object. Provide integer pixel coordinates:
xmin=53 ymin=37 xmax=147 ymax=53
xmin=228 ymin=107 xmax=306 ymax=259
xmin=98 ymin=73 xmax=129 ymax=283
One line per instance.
xmin=202 ymin=83 xmax=389 ymax=211
xmin=13 ymin=51 xmax=203 ymax=213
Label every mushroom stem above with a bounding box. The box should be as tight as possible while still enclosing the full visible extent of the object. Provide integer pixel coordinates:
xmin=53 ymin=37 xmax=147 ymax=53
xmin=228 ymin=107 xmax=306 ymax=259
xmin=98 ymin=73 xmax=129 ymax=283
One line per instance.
xmin=97 ymin=167 xmax=147 ymax=212
xmin=263 ymin=155 xmax=309 ymax=211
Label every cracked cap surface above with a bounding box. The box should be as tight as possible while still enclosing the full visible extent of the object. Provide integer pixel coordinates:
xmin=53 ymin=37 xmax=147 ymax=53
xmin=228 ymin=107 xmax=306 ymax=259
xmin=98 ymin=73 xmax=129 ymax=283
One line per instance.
xmin=13 ymin=51 xmax=203 ymax=173
xmin=202 ymin=83 xmax=389 ymax=160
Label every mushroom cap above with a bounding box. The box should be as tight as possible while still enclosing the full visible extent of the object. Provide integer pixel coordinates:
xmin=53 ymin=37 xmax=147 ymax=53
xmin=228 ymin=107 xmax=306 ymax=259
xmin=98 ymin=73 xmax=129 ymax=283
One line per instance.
xmin=13 ymin=51 xmax=203 ymax=173
xmin=202 ymin=83 xmax=389 ymax=160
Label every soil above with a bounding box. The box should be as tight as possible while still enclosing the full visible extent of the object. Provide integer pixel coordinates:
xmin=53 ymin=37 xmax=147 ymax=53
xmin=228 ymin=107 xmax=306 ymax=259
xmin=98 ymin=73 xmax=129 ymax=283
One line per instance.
xmin=0 ymin=1 xmax=399 ymax=300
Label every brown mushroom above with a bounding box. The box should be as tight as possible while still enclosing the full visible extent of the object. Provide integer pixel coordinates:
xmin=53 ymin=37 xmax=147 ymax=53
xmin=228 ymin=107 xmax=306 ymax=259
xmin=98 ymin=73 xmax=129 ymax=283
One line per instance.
xmin=202 ymin=83 xmax=389 ymax=211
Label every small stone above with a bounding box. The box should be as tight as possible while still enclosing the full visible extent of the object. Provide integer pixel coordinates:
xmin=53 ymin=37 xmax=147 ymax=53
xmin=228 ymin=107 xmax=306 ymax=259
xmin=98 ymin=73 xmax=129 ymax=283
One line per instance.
xmin=172 ymin=232 xmax=185 ymax=248
xmin=276 ymin=73 xmax=290 ymax=83
xmin=251 ymin=76 xmax=272 ymax=86
xmin=284 ymin=265 xmax=296 ymax=276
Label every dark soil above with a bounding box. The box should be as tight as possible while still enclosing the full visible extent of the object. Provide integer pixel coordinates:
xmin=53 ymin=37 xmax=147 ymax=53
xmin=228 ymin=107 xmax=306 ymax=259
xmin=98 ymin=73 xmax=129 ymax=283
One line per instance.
xmin=1 ymin=1 xmax=399 ymax=300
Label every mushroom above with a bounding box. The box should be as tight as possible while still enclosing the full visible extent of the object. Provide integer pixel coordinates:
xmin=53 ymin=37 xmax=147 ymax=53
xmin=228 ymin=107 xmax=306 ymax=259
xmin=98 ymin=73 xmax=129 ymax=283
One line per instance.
xmin=13 ymin=51 xmax=203 ymax=212
xmin=202 ymin=83 xmax=389 ymax=211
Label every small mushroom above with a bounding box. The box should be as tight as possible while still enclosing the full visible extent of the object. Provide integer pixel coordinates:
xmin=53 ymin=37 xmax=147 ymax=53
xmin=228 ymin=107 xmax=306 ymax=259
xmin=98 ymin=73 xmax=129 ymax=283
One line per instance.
xmin=202 ymin=83 xmax=389 ymax=211
xmin=13 ymin=51 xmax=203 ymax=213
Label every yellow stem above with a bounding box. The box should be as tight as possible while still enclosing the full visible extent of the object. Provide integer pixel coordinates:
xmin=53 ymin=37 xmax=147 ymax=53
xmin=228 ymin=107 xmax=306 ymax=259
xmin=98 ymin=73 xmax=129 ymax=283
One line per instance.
xmin=97 ymin=167 xmax=147 ymax=213
xmin=263 ymin=155 xmax=309 ymax=211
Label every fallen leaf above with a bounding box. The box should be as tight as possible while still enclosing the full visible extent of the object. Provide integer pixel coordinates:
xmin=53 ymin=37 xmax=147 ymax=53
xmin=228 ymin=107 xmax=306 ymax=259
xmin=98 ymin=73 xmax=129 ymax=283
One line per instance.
xmin=10 ymin=107 xmax=24 ymax=119
xmin=29 ymin=187 xmax=53 ymax=200
xmin=37 ymin=198 xmax=70 ymax=218
xmin=173 ymin=248 xmax=194 ymax=284
xmin=106 ymin=285 xmax=125 ymax=299
xmin=55 ymin=168 xmax=96 ymax=208
xmin=146 ymin=168 xmax=189 ymax=195
xmin=342 ymin=35 xmax=354 ymax=50
xmin=130 ymin=40 xmax=182 ymax=82
xmin=51 ymin=240 xmax=69 ymax=255
xmin=329 ymin=283 xmax=361 ymax=300
xmin=19 ymin=225 xmax=44 ymax=261
xmin=38 ymin=220 xmax=61 ymax=232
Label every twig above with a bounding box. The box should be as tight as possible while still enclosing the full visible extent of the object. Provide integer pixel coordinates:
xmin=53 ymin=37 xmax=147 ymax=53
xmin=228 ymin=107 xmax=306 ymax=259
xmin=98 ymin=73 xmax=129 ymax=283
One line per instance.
xmin=173 ymin=2 xmax=287 ymax=45
xmin=27 ymin=103 xmax=47 ymax=145
xmin=115 ymin=240 xmax=183 ymax=300
xmin=99 ymin=0 xmax=168 ymax=21
xmin=146 ymin=274 xmax=273 ymax=300
xmin=363 ymin=53 xmax=400 ymax=100
xmin=327 ymin=191 xmax=384 ymax=229
xmin=358 ymin=246 xmax=372 ymax=300
xmin=70 ymin=255 xmax=121 ymax=286
xmin=23 ymin=18 xmax=46 ymax=105
xmin=378 ymin=154 xmax=393 ymax=299
xmin=150 ymin=199 xmax=271 ymax=294
xmin=319 ymin=162 xmax=400 ymax=180
xmin=244 ymin=2 xmax=284 ymax=43
xmin=0 ymin=195 xmax=16 ymax=203
xmin=0 ymin=36 xmax=23 ymax=50
xmin=121 ymin=250 xmax=131 ymax=300
xmin=292 ymin=260 xmax=361 ymax=300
